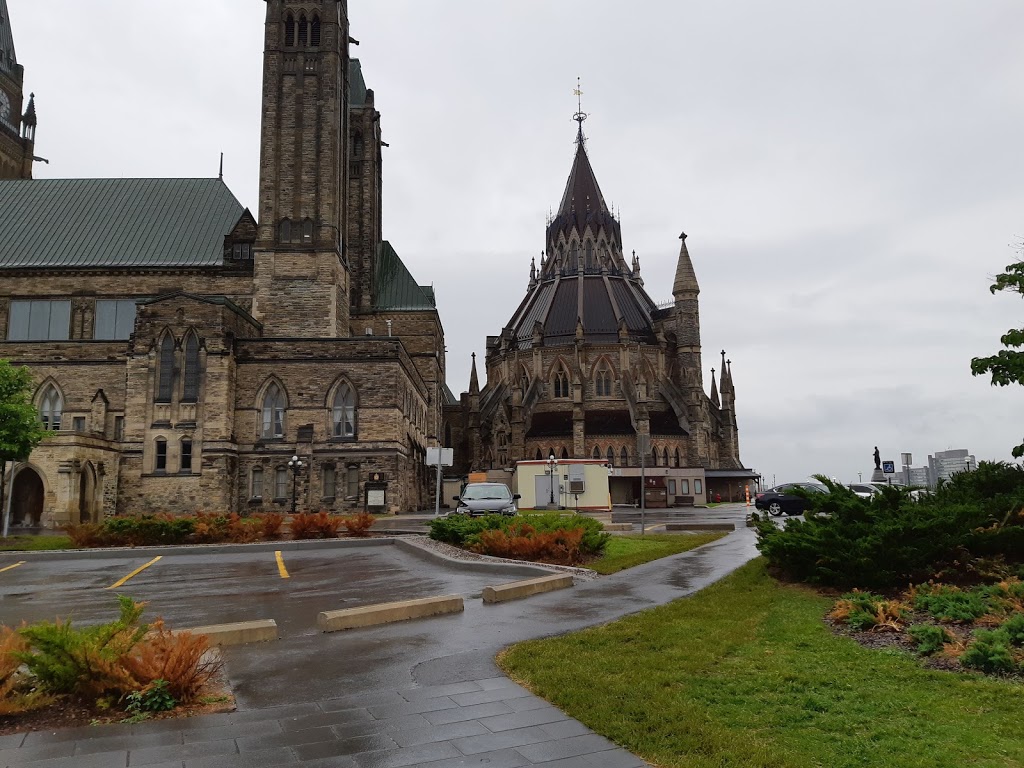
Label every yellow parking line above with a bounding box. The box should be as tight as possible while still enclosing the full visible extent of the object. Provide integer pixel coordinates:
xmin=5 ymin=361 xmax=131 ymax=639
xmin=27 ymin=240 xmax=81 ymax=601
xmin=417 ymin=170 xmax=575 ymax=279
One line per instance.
xmin=106 ymin=556 xmax=162 ymax=590
xmin=0 ymin=561 xmax=25 ymax=573
xmin=275 ymin=550 xmax=290 ymax=579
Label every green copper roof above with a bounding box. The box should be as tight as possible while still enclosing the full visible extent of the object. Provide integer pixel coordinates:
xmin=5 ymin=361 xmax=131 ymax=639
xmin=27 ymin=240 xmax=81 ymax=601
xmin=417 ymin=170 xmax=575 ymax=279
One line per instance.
xmin=374 ymin=241 xmax=436 ymax=310
xmin=0 ymin=178 xmax=245 ymax=269
xmin=350 ymin=59 xmax=367 ymax=107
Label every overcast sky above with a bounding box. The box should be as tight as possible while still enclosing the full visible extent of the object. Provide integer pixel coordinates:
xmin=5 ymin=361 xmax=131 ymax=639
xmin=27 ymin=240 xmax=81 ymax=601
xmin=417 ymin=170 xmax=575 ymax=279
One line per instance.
xmin=11 ymin=1 xmax=1024 ymax=484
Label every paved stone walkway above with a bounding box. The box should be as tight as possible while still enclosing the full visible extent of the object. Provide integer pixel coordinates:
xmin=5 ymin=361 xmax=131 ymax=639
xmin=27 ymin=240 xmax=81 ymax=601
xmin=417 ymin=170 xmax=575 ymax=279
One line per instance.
xmin=1 ymin=504 xmax=757 ymax=767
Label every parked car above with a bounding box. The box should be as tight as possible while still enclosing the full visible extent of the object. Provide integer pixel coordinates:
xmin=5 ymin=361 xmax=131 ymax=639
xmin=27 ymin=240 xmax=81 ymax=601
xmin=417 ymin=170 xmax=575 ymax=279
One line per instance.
xmin=452 ymin=483 xmax=521 ymax=516
xmin=754 ymin=482 xmax=827 ymax=516
xmin=848 ymin=483 xmax=881 ymax=499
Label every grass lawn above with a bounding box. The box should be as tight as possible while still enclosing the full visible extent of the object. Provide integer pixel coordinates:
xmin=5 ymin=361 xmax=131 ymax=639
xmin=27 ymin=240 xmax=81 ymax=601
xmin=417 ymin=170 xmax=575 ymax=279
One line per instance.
xmin=588 ymin=533 xmax=726 ymax=575
xmin=0 ymin=535 xmax=73 ymax=552
xmin=499 ymin=559 xmax=1024 ymax=768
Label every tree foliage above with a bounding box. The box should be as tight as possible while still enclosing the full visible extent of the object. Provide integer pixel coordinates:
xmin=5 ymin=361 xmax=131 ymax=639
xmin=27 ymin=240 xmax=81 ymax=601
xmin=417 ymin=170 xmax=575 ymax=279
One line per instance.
xmin=971 ymin=260 xmax=1024 ymax=457
xmin=0 ymin=360 xmax=45 ymax=464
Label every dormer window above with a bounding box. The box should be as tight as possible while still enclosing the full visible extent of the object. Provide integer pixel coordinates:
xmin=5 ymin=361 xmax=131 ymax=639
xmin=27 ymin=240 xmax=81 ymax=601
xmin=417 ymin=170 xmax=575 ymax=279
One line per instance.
xmin=231 ymin=242 xmax=253 ymax=260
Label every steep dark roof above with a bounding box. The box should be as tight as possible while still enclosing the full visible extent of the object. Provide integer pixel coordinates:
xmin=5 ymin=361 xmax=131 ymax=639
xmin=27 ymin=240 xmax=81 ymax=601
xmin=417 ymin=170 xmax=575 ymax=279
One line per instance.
xmin=584 ymin=410 xmax=635 ymax=435
xmin=373 ymin=241 xmax=436 ymax=310
xmin=525 ymin=411 xmax=573 ymax=439
xmin=547 ymin=139 xmax=622 ymax=246
xmin=0 ymin=0 xmax=17 ymax=75
xmin=0 ymin=178 xmax=245 ymax=269
xmin=650 ymin=410 xmax=688 ymax=436
xmin=350 ymin=59 xmax=368 ymax=107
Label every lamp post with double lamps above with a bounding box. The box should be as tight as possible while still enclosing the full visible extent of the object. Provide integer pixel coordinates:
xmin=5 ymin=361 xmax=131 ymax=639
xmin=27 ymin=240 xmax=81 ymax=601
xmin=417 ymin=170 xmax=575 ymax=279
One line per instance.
xmin=547 ymin=454 xmax=557 ymax=507
xmin=288 ymin=454 xmax=305 ymax=514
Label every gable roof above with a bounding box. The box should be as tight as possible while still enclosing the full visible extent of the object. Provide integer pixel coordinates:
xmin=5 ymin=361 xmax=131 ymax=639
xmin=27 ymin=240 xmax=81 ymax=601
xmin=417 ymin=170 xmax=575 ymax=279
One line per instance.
xmin=0 ymin=178 xmax=245 ymax=269
xmin=373 ymin=241 xmax=436 ymax=310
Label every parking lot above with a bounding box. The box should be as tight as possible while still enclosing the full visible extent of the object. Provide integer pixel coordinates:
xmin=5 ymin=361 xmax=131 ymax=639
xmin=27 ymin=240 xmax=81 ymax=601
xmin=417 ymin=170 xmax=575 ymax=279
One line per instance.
xmin=0 ymin=541 xmax=550 ymax=636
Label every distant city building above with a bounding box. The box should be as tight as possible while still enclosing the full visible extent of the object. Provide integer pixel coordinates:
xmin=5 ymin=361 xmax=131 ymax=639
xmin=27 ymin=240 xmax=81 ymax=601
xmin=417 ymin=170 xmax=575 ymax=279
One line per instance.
xmin=928 ymin=449 xmax=976 ymax=487
xmin=899 ymin=449 xmax=976 ymax=489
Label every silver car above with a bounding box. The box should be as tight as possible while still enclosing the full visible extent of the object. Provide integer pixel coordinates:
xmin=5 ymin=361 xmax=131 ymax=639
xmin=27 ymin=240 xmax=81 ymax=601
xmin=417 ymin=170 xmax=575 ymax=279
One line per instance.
xmin=453 ymin=483 xmax=520 ymax=516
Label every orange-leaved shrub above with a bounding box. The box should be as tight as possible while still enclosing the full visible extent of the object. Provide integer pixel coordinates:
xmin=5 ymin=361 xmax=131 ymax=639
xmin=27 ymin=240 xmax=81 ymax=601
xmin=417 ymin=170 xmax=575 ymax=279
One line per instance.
xmin=342 ymin=511 xmax=374 ymax=537
xmin=469 ymin=523 xmax=585 ymax=565
xmin=257 ymin=512 xmax=285 ymax=540
xmin=0 ymin=624 xmax=54 ymax=715
xmin=121 ymin=619 xmax=221 ymax=703
xmin=290 ymin=511 xmax=344 ymax=539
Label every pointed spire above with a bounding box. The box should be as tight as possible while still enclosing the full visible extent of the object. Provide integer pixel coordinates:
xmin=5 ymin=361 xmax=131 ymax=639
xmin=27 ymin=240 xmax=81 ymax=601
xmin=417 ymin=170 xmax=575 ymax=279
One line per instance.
xmin=529 ymin=256 xmax=537 ymax=284
xmin=710 ymin=368 xmax=720 ymax=408
xmin=673 ymin=231 xmax=700 ymax=298
xmin=469 ymin=352 xmax=480 ymax=394
xmin=0 ymin=0 xmax=20 ymax=74
xmin=725 ymin=359 xmax=735 ymax=397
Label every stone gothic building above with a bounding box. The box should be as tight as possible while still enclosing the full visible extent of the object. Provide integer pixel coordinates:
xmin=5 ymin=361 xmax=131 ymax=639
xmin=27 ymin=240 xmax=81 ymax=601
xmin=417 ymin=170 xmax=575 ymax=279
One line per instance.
xmin=0 ymin=0 xmax=35 ymax=179
xmin=446 ymin=121 xmax=757 ymax=504
xmin=0 ymin=1 xmax=450 ymax=527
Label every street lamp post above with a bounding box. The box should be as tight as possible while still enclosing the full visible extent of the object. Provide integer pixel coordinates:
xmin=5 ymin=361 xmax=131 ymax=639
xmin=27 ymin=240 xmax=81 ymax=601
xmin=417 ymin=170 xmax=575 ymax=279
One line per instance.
xmin=287 ymin=454 xmax=305 ymax=514
xmin=547 ymin=454 xmax=557 ymax=507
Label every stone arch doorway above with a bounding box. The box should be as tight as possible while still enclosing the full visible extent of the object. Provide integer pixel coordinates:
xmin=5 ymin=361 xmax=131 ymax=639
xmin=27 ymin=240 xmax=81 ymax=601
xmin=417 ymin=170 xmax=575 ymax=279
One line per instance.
xmin=79 ymin=463 xmax=97 ymax=524
xmin=11 ymin=467 xmax=44 ymax=528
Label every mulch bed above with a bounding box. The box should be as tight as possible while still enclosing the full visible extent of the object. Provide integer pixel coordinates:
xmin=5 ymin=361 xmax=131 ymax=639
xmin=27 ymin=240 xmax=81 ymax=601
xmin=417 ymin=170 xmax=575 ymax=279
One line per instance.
xmin=0 ymin=675 xmax=234 ymax=737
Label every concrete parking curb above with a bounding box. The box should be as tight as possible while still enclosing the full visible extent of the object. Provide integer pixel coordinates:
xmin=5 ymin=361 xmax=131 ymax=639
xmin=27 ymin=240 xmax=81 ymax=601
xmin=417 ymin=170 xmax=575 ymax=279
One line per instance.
xmin=482 ymin=573 xmax=574 ymax=603
xmin=317 ymin=594 xmax=464 ymax=632
xmin=181 ymin=619 xmax=278 ymax=646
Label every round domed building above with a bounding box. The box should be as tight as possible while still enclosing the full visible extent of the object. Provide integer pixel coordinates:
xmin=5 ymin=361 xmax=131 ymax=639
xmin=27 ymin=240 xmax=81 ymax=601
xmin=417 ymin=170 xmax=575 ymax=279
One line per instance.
xmin=446 ymin=121 xmax=758 ymax=505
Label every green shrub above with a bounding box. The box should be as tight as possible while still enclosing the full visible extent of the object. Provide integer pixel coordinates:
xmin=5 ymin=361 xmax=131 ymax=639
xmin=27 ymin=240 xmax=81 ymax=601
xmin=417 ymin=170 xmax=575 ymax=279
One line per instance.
xmin=961 ymin=629 xmax=1016 ymax=674
xmin=913 ymin=585 xmax=989 ymax=622
xmin=907 ymin=624 xmax=951 ymax=655
xmin=1000 ymin=613 xmax=1024 ymax=646
xmin=428 ymin=514 xmax=503 ymax=546
xmin=756 ymin=465 xmax=1024 ymax=589
xmin=15 ymin=595 xmax=148 ymax=697
xmin=125 ymin=678 xmax=176 ymax=713
xmin=103 ymin=515 xmax=196 ymax=547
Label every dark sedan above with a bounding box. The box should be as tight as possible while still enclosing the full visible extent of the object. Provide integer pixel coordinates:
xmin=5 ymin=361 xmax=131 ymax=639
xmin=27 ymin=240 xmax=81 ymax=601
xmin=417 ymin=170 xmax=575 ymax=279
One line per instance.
xmin=754 ymin=482 xmax=827 ymax=516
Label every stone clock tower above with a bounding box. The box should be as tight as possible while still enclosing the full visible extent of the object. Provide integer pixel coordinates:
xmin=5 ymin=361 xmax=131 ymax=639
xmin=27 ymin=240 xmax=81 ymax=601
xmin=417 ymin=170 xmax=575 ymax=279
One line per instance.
xmin=252 ymin=0 xmax=353 ymax=337
xmin=0 ymin=0 xmax=35 ymax=179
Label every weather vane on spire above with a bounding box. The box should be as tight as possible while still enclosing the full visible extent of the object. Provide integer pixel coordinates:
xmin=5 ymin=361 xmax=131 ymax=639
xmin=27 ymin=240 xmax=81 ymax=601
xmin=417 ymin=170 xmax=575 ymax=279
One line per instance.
xmin=573 ymin=77 xmax=588 ymax=145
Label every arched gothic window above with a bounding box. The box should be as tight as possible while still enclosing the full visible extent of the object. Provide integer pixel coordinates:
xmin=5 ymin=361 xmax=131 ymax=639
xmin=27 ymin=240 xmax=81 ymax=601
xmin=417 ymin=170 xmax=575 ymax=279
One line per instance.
xmin=302 ymin=218 xmax=313 ymax=243
xmin=157 ymin=334 xmax=175 ymax=403
xmin=182 ymin=334 xmax=200 ymax=403
xmin=621 ymin=446 xmax=629 ymax=466
xmin=584 ymin=241 xmax=594 ymax=270
xmin=284 ymin=14 xmax=295 ymax=47
xmin=154 ymin=437 xmax=167 ymax=472
xmin=607 ymin=446 xmax=615 ymax=466
xmin=554 ymin=368 xmax=570 ymax=399
xmin=560 ymin=447 xmax=569 ymax=460
xmin=535 ymin=449 xmax=542 ymax=460
xmin=593 ymin=446 xmax=601 ymax=459
xmin=674 ymin=448 xmax=681 ymax=468
xmin=310 ymin=15 xmax=321 ymax=46
xmin=39 ymin=385 xmax=62 ymax=431
xmin=595 ymin=366 xmax=612 ymax=397
xmin=332 ymin=383 xmax=356 ymax=438
xmin=569 ymin=243 xmax=579 ymax=273
xmin=651 ymin=447 xmax=659 ymax=467
xmin=279 ymin=219 xmax=291 ymax=244
xmin=298 ymin=14 xmax=308 ymax=46
xmin=261 ymin=383 xmax=286 ymax=438
xmin=663 ymin=448 xmax=669 ymax=467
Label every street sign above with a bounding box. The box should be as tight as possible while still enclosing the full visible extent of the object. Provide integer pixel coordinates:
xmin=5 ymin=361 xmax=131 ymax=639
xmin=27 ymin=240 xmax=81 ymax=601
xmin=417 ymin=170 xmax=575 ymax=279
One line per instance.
xmin=426 ymin=447 xmax=453 ymax=467
xmin=901 ymin=453 xmax=912 ymax=466
xmin=882 ymin=461 xmax=895 ymax=474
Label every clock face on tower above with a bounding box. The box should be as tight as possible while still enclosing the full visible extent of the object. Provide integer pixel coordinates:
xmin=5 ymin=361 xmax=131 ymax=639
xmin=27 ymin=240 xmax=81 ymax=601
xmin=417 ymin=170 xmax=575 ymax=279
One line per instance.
xmin=0 ymin=91 xmax=10 ymax=123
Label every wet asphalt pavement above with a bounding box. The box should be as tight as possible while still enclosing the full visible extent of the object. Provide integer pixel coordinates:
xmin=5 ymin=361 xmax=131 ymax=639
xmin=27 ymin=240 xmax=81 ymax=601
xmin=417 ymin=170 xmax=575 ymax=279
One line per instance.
xmin=0 ymin=504 xmax=759 ymax=767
